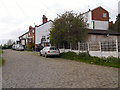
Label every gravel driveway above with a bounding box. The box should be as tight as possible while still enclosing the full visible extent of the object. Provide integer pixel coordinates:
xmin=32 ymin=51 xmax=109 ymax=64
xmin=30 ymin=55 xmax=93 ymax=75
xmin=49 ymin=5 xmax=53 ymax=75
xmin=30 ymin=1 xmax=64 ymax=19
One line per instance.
xmin=2 ymin=49 xmax=118 ymax=88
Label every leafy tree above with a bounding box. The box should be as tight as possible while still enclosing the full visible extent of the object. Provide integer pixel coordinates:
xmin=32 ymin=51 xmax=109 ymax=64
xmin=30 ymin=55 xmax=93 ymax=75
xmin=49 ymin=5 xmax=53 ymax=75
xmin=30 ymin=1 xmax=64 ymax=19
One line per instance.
xmin=117 ymin=14 xmax=120 ymax=21
xmin=7 ymin=39 xmax=13 ymax=46
xmin=2 ymin=40 xmax=14 ymax=49
xmin=50 ymin=11 xmax=89 ymax=47
xmin=115 ymin=14 xmax=120 ymax=32
xmin=110 ymin=14 xmax=120 ymax=32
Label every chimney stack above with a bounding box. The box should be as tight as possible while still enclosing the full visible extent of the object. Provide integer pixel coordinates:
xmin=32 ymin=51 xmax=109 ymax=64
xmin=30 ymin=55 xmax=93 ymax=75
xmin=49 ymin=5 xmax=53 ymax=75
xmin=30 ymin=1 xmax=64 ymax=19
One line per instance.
xmin=29 ymin=26 xmax=33 ymax=31
xmin=35 ymin=25 xmax=38 ymax=27
xmin=42 ymin=15 xmax=48 ymax=24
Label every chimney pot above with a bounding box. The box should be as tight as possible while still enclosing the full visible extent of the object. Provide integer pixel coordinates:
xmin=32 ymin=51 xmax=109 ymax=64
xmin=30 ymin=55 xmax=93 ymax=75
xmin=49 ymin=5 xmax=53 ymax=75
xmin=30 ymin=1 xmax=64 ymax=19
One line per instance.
xmin=35 ymin=25 xmax=38 ymax=27
xmin=29 ymin=26 xmax=33 ymax=31
xmin=42 ymin=15 xmax=48 ymax=24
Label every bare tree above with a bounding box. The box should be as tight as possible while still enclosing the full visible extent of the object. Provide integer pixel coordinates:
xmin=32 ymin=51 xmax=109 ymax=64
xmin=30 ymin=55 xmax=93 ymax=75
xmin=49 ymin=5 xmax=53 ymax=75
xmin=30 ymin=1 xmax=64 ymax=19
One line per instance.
xmin=7 ymin=39 xmax=13 ymax=46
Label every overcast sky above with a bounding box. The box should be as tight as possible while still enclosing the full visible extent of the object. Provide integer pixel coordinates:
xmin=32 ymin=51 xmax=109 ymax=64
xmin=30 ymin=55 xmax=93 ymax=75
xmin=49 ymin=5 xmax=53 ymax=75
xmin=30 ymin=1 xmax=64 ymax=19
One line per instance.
xmin=0 ymin=0 xmax=120 ymax=45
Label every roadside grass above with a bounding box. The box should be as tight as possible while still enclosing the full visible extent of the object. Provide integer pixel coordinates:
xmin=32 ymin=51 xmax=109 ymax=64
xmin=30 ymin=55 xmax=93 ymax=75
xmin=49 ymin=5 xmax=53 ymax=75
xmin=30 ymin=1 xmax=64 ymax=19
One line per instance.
xmin=60 ymin=51 xmax=120 ymax=68
xmin=31 ymin=50 xmax=120 ymax=68
xmin=0 ymin=49 xmax=5 ymax=66
xmin=32 ymin=52 xmax=40 ymax=56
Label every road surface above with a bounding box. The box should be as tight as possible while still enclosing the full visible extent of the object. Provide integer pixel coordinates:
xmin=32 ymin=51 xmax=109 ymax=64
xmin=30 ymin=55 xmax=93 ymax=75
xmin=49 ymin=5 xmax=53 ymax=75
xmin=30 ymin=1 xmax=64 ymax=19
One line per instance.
xmin=2 ymin=49 xmax=118 ymax=88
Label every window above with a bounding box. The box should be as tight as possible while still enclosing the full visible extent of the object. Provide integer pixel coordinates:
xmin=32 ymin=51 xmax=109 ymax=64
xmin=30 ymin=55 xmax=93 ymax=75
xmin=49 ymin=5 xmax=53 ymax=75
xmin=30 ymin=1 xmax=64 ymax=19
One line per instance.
xmin=32 ymin=30 xmax=34 ymax=34
xmin=103 ymin=13 xmax=107 ymax=17
xmin=42 ymin=36 xmax=45 ymax=39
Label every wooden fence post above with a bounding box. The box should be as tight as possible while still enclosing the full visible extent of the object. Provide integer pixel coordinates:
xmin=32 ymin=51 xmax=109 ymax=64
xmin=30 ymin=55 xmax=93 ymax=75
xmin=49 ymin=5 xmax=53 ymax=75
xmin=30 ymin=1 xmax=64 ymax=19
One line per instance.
xmin=63 ymin=43 xmax=65 ymax=52
xmin=78 ymin=42 xmax=80 ymax=53
xmin=99 ymin=41 xmax=102 ymax=57
xmin=70 ymin=43 xmax=72 ymax=51
xmin=116 ymin=40 xmax=118 ymax=58
xmin=88 ymin=42 xmax=89 ymax=51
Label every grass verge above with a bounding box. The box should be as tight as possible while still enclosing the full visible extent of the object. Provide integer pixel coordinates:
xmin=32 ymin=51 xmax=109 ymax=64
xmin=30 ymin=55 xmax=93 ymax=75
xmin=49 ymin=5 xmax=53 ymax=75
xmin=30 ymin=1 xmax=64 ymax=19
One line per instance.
xmin=0 ymin=49 xmax=5 ymax=66
xmin=60 ymin=51 xmax=120 ymax=68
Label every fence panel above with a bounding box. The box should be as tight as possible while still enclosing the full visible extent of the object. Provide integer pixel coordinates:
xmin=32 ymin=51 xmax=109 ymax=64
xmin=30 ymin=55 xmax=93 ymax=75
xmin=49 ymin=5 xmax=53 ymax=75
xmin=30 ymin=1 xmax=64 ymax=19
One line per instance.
xmin=60 ymin=40 xmax=119 ymax=58
xmin=89 ymin=42 xmax=100 ymax=51
xmin=80 ymin=43 xmax=88 ymax=51
xmin=101 ymin=41 xmax=116 ymax=51
xmin=118 ymin=42 xmax=120 ymax=52
xmin=71 ymin=43 xmax=78 ymax=50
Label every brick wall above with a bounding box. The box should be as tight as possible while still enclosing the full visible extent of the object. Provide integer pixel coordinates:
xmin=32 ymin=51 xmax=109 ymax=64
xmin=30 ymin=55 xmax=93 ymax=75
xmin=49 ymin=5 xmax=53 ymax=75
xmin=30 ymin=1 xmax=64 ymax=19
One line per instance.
xmin=92 ymin=7 xmax=109 ymax=21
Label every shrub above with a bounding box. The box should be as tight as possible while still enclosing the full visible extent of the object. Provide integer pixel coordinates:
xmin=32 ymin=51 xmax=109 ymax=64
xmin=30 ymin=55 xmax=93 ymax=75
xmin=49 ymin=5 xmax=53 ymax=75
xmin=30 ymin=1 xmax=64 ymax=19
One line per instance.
xmin=60 ymin=51 xmax=120 ymax=68
xmin=2 ymin=45 xmax=12 ymax=49
xmin=26 ymin=43 xmax=35 ymax=51
xmin=60 ymin=51 xmax=77 ymax=60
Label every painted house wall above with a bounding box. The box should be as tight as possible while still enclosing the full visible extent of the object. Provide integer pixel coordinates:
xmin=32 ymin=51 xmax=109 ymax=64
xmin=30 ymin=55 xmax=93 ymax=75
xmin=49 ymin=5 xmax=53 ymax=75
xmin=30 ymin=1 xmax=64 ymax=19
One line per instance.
xmin=23 ymin=34 xmax=28 ymax=39
xmin=94 ymin=20 xmax=109 ymax=30
xmin=21 ymin=39 xmax=26 ymax=45
xmin=19 ymin=33 xmax=29 ymax=47
xmin=87 ymin=34 xmax=118 ymax=43
xmin=83 ymin=11 xmax=93 ymax=29
xmin=35 ymin=21 xmax=52 ymax=45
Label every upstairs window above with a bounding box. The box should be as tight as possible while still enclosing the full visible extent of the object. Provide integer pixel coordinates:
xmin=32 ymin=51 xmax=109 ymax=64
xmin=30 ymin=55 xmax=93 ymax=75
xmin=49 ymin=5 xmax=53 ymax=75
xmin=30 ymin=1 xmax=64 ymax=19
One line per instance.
xmin=103 ymin=13 xmax=107 ymax=17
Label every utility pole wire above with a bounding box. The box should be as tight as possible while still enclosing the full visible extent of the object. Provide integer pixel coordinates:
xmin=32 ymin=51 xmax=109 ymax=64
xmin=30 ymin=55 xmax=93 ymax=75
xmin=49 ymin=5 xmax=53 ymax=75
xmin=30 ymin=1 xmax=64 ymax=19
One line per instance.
xmin=14 ymin=0 xmax=29 ymax=18
xmin=40 ymin=0 xmax=56 ymax=17
xmin=0 ymin=0 xmax=11 ymax=14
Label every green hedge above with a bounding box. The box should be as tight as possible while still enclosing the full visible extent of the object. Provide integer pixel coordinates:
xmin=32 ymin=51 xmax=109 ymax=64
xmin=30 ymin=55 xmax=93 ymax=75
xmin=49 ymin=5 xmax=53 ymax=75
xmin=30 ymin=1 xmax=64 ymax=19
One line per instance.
xmin=60 ymin=51 xmax=120 ymax=68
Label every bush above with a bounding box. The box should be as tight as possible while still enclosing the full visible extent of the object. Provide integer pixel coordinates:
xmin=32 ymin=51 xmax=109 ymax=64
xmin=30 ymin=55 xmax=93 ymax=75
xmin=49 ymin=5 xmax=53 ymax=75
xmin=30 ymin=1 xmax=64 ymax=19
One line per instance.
xmin=2 ymin=45 xmax=12 ymax=49
xmin=60 ymin=51 xmax=120 ymax=68
xmin=60 ymin=51 xmax=77 ymax=60
xmin=26 ymin=43 xmax=35 ymax=51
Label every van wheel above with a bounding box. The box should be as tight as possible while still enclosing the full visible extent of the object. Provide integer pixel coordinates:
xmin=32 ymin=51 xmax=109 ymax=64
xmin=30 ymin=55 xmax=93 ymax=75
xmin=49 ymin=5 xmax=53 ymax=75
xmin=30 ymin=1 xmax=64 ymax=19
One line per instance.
xmin=45 ymin=53 xmax=47 ymax=58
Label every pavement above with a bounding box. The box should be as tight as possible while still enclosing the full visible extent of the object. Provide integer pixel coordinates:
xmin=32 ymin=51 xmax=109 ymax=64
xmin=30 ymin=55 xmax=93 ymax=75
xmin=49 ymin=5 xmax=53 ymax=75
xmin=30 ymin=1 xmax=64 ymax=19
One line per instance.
xmin=2 ymin=49 xmax=119 ymax=88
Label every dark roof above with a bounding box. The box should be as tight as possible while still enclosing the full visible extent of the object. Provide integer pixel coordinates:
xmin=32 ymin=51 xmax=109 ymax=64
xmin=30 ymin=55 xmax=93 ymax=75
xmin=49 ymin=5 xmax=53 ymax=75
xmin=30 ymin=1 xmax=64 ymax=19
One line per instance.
xmin=81 ymin=10 xmax=91 ymax=15
xmin=37 ymin=20 xmax=53 ymax=27
xmin=88 ymin=29 xmax=120 ymax=36
xmin=19 ymin=31 xmax=29 ymax=39
xmin=18 ymin=20 xmax=53 ymax=39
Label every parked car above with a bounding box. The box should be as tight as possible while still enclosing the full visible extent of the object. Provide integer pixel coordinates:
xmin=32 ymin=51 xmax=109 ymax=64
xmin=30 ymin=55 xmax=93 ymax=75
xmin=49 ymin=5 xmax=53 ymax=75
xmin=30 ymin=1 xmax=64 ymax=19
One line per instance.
xmin=12 ymin=44 xmax=18 ymax=50
xmin=16 ymin=44 xmax=24 ymax=51
xmin=40 ymin=46 xmax=60 ymax=57
xmin=12 ymin=44 xmax=24 ymax=51
xmin=12 ymin=44 xmax=16 ymax=50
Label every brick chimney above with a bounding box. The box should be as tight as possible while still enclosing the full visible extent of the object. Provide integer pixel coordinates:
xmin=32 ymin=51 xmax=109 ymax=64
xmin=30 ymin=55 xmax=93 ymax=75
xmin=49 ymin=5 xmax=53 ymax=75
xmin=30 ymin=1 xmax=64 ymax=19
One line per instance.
xmin=29 ymin=26 xmax=33 ymax=32
xmin=35 ymin=25 xmax=38 ymax=27
xmin=42 ymin=15 xmax=48 ymax=24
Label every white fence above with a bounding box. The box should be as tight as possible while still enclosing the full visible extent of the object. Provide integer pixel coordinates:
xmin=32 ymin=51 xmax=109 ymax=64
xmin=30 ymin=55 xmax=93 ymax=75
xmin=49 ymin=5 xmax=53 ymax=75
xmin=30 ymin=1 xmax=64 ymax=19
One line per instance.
xmin=60 ymin=40 xmax=120 ymax=58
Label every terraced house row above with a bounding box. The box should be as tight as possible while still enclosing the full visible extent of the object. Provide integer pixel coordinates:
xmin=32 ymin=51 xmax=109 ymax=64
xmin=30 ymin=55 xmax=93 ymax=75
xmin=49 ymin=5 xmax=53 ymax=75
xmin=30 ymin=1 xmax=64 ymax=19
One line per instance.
xmin=18 ymin=6 xmax=120 ymax=50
